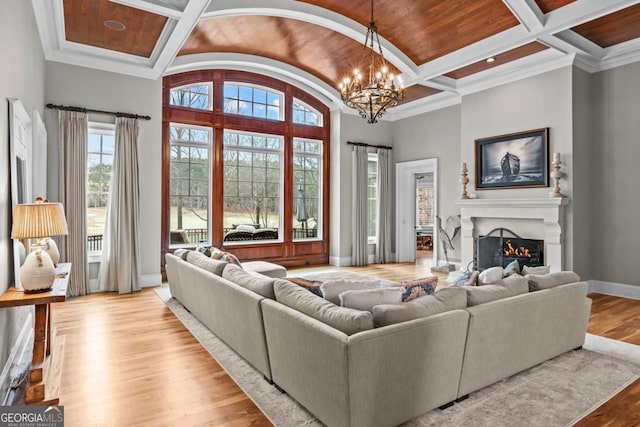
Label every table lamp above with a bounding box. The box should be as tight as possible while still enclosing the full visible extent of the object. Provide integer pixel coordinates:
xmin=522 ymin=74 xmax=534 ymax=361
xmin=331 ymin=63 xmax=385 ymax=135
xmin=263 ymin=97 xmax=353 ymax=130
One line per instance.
xmin=11 ymin=199 xmax=69 ymax=293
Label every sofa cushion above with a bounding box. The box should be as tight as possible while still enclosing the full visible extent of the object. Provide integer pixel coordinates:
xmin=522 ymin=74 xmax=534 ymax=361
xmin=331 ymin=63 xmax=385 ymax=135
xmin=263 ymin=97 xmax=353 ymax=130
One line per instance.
xmin=465 ymin=274 xmax=529 ymax=306
xmin=522 ymin=265 xmax=551 ymax=275
xmin=243 ymin=260 xmax=287 ymax=279
xmin=321 ymin=279 xmax=391 ymax=305
xmin=222 ymin=264 xmax=278 ymax=299
xmin=396 ymin=276 xmax=438 ymax=302
xmin=186 ymin=251 xmax=227 ymax=276
xmin=274 ymin=280 xmax=373 ymax=335
xmin=478 ymin=266 xmax=504 ymax=285
xmin=527 ymin=271 xmax=581 ymax=291
xmin=371 ymin=287 xmax=467 ymax=327
xmin=173 ymin=248 xmax=190 ymax=260
xmin=339 ymin=287 xmax=404 ymax=311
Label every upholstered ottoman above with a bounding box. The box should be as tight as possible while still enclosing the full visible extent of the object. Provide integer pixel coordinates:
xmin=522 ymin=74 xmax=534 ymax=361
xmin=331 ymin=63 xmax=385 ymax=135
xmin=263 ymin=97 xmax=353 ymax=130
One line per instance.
xmin=243 ymin=261 xmax=287 ymax=279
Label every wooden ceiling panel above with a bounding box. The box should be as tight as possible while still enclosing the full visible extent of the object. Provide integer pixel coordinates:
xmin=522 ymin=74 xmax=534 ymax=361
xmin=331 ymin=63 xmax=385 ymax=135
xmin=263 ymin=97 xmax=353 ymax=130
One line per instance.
xmin=299 ymin=0 xmax=520 ymax=65
xmin=534 ymin=0 xmax=576 ymax=14
xmin=179 ymin=16 xmax=402 ymax=88
xmin=63 ymin=0 xmax=167 ymax=58
xmin=572 ymin=4 xmax=640 ymax=48
xmin=445 ymin=41 xmax=549 ymax=79
xmin=401 ymin=85 xmax=441 ymax=104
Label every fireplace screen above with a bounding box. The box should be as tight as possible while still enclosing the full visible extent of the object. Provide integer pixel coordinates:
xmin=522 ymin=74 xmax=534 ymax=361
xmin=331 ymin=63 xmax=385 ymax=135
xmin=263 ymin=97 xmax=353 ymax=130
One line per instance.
xmin=475 ymin=228 xmax=543 ymax=271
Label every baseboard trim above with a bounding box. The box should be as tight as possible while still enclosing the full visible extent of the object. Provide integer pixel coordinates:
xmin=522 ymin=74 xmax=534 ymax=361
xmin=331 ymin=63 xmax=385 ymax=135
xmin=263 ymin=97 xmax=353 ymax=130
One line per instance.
xmin=588 ymin=280 xmax=640 ymax=300
xmin=329 ymin=256 xmax=351 ymax=267
xmin=1 ymin=313 xmax=33 ymax=405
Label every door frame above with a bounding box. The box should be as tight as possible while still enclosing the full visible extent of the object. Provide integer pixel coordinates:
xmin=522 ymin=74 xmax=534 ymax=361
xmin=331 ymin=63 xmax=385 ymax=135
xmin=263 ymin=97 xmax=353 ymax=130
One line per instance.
xmin=395 ymin=158 xmax=438 ymax=263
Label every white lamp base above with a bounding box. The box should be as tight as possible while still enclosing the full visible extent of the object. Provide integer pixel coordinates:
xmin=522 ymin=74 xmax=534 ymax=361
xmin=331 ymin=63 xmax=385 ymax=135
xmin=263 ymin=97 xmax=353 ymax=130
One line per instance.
xmin=20 ymin=248 xmax=56 ymax=293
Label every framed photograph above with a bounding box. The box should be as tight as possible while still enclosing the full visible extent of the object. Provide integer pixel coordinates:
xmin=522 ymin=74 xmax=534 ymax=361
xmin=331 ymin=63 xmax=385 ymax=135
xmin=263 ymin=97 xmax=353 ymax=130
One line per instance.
xmin=475 ymin=128 xmax=549 ymax=190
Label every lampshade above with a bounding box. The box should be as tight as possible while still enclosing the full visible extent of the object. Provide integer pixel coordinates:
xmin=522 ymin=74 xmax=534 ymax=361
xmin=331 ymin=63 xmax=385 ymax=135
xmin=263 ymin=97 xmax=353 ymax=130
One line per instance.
xmin=11 ymin=202 xmax=69 ymax=239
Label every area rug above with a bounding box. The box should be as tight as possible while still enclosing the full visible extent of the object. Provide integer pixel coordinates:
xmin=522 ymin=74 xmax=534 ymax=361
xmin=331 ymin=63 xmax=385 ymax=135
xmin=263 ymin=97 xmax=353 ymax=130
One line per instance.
xmin=154 ymin=286 xmax=640 ymax=427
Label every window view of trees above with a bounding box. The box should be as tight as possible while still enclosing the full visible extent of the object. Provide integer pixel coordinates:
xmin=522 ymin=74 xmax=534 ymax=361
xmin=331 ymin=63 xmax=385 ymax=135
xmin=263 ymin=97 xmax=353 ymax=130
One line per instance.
xmin=293 ymin=139 xmax=321 ymax=239
xmin=368 ymin=155 xmax=378 ymax=239
xmin=223 ymin=131 xmax=282 ymax=240
xmin=87 ymin=128 xmax=114 ymax=253
xmin=169 ymin=124 xmax=211 ymax=245
xmin=292 ymin=99 xmax=322 ymax=126
xmin=170 ymin=83 xmax=212 ymax=110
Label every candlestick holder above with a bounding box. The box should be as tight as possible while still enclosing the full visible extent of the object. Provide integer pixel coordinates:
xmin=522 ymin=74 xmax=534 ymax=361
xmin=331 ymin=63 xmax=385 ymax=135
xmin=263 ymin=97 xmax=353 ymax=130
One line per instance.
xmin=549 ymin=153 xmax=564 ymax=198
xmin=460 ymin=163 xmax=470 ymax=199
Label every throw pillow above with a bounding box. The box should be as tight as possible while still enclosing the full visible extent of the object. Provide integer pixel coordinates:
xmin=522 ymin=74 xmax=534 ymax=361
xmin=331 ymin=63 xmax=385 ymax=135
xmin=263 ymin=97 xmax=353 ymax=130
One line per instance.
xmin=321 ymin=279 xmax=391 ymax=305
xmin=504 ymin=260 xmax=520 ymax=276
xmin=478 ymin=266 xmax=504 ymax=285
xmin=339 ymin=287 xmax=404 ymax=311
xmin=196 ymin=245 xmax=212 ymax=257
xmin=371 ymin=287 xmax=467 ymax=327
xmin=286 ymin=277 xmax=323 ymax=298
xmin=527 ymin=271 xmax=581 ymax=291
xmin=395 ymin=276 xmax=438 ymax=302
xmin=235 ymin=224 xmax=256 ymax=232
xmin=451 ymin=270 xmax=479 ymax=287
xmin=522 ymin=265 xmax=551 ymax=275
xmin=210 ymin=247 xmax=243 ymax=267
xmin=464 ymin=274 xmax=529 ymax=306
xmin=186 ymin=251 xmax=227 ymax=276
xmin=221 ymin=264 xmax=277 ymax=299
xmin=273 ymin=281 xmax=373 ymax=335
xmin=173 ymin=248 xmax=190 ymax=260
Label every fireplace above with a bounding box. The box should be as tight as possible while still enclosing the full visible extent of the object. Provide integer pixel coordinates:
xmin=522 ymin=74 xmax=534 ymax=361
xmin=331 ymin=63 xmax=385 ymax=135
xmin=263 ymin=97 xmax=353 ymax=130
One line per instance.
xmin=475 ymin=228 xmax=544 ymax=271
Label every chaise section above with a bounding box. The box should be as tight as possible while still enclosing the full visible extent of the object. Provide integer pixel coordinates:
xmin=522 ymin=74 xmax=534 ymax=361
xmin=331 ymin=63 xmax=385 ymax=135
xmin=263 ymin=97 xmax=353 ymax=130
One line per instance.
xmin=457 ymin=281 xmax=591 ymax=397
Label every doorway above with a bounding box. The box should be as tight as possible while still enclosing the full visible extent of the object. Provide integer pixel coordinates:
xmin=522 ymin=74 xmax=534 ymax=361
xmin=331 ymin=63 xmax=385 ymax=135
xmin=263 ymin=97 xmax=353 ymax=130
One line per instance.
xmin=415 ymin=173 xmax=434 ymax=266
xmin=395 ymin=158 xmax=438 ymax=265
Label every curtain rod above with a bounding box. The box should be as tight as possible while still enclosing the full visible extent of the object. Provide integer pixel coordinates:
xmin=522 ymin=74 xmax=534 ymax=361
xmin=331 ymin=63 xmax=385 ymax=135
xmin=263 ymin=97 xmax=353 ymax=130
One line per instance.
xmin=347 ymin=141 xmax=392 ymax=150
xmin=46 ymin=103 xmax=151 ymax=121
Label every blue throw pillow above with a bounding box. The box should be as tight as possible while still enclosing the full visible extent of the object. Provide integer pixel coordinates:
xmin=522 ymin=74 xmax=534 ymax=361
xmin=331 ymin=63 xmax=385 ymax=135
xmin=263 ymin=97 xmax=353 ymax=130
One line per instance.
xmin=504 ymin=260 xmax=520 ymax=276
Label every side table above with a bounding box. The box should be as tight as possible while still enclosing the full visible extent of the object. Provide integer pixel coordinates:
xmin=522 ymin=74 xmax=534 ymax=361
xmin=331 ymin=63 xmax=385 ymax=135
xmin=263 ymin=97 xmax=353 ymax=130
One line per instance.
xmin=0 ymin=262 xmax=70 ymax=405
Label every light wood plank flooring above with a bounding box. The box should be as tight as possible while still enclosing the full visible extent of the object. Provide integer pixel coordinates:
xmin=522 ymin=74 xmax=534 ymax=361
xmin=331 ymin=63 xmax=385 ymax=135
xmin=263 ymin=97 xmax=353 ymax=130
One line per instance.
xmin=51 ymin=263 xmax=639 ymax=426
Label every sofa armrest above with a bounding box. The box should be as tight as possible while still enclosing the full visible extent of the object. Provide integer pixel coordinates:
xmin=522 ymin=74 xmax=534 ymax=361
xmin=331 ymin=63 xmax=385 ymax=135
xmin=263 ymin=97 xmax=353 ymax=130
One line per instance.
xmin=347 ymin=310 xmax=470 ymax=427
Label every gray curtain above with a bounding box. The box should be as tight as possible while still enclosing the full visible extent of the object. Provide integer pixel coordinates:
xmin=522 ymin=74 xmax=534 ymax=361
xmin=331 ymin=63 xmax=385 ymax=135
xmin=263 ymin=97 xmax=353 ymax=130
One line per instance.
xmin=98 ymin=117 xmax=141 ymax=294
xmin=375 ymin=147 xmax=392 ymax=263
xmin=351 ymin=145 xmax=369 ymax=266
xmin=58 ymin=111 xmax=89 ymax=297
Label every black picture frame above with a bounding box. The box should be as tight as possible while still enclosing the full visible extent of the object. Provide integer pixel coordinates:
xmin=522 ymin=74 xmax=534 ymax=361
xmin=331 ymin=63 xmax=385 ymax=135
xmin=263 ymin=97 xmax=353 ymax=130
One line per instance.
xmin=475 ymin=128 xmax=549 ymax=190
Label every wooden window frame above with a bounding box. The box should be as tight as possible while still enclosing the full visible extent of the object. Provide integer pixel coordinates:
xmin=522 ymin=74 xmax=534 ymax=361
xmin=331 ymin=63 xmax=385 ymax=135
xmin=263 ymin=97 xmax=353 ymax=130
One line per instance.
xmin=161 ymin=70 xmax=330 ymax=273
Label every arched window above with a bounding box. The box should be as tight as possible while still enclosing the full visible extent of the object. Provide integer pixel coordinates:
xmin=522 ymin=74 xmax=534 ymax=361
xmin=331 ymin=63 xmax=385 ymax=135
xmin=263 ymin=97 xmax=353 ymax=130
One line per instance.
xmin=162 ymin=71 xmax=330 ymax=268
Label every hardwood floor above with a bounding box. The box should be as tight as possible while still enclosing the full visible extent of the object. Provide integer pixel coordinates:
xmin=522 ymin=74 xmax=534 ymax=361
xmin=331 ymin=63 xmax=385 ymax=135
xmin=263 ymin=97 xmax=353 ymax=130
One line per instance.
xmin=50 ymin=264 xmax=639 ymax=426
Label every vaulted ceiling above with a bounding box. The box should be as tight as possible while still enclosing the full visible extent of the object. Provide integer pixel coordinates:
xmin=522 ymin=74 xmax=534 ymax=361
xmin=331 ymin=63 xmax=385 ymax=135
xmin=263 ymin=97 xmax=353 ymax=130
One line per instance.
xmin=33 ymin=0 xmax=640 ymax=120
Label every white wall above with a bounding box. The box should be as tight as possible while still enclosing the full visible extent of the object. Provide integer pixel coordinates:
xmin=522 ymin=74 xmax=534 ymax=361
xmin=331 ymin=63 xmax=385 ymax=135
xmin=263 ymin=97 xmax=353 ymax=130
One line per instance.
xmin=0 ymin=0 xmax=46 ymax=390
xmin=45 ymin=62 xmax=163 ymax=284
xmin=590 ymin=61 xmax=640 ymax=286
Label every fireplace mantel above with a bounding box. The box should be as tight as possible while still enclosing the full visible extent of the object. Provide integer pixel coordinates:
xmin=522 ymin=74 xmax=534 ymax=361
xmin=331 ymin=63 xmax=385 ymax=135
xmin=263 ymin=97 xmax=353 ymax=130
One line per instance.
xmin=455 ymin=198 xmax=569 ymax=272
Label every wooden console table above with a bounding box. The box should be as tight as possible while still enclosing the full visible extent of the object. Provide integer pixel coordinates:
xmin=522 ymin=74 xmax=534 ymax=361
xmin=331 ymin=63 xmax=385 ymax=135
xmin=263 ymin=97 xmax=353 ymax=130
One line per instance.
xmin=0 ymin=263 xmax=70 ymax=405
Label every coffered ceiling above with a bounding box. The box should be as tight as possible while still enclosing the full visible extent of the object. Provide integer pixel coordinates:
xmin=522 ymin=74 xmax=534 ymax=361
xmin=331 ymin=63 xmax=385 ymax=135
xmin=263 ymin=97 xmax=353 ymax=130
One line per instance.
xmin=32 ymin=0 xmax=640 ymax=120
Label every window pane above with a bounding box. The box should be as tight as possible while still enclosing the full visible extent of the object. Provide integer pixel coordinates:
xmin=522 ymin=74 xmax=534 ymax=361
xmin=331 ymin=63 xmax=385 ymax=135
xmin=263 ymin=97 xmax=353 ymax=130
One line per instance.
xmin=170 ymin=83 xmax=212 ymax=111
xmin=368 ymin=158 xmax=378 ymax=239
xmin=223 ymin=130 xmax=282 ymax=243
xmin=169 ymin=124 xmax=212 ymax=246
xmin=292 ymin=138 xmax=322 ymax=240
xmin=87 ymin=129 xmax=115 ymax=254
xmin=292 ymin=98 xmax=322 ymax=126
xmin=223 ymin=82 xmax=283 ymax=121
xmin=88 ymin=134 xmax=101 ymax=153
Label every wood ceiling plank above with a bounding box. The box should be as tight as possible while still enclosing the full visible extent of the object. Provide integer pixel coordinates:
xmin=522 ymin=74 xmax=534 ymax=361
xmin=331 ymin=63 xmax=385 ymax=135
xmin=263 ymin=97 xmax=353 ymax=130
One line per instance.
xmin=63 ymin=0 xmax=167 ymax=58
xmin=572 ymin=4 xmax=640 ymax=48
xmin=179 ymin=15 xmax=401 ymax=88
xmin=534 ymin=0 xmax=576 ymax=14
xmin=444 ymin=41 xmax=549 ymax=79
xmin=299 ymin=0 xmax=520 ymax=65
xmin=401 ymin=85 xmax=441 ymax=104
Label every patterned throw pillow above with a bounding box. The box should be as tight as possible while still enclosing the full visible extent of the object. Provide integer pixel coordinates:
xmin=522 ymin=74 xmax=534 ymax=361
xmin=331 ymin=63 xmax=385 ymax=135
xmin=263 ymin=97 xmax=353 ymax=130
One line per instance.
xmin=451 ymin=270 xmax=479 ymax=287
xmin=209 ymin=247 xmax=242 ymax=267
xmin=396 ymin=276 xmax=438 ymax=302
xmin=196 ymin=245 xmax=211 ymax=257
xmin=286 ymin=277 xmax=324 ymax=297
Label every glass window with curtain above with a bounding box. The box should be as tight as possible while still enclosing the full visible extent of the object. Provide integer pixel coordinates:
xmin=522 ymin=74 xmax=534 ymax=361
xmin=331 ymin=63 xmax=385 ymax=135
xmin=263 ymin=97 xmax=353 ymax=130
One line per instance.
xmin=367 ymin=153 xmax=378 ymax=241
xmin=169 ymin=124 xmax=212 ymax=247
xmin=293 ymin=138 xmax=322 ymax=240
xmin=223 ymin=83 xmax=283 ymax=121
xmin=87 ymin=123 xmax=115 ymax=254
xmin=169 ymin=83 xmax=213 ymax=110
xmin=223 ymin=130 xmax=282 ymax=242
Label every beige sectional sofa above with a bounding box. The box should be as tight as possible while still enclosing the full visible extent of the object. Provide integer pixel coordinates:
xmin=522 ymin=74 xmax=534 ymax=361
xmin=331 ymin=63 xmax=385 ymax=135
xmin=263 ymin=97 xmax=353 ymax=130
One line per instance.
xmin=165 ymin=252 xmax=591 ymax=427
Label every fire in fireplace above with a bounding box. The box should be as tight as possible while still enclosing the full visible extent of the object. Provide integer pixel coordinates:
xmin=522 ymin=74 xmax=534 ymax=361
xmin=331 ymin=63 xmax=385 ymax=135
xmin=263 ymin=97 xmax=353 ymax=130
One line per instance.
xmin=475 ymin=228 xmax=543 ymax=271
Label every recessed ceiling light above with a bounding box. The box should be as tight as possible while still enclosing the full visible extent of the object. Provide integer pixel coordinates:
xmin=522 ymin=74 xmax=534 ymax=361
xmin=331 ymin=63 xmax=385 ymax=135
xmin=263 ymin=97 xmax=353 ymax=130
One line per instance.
xmin=104 ymin=20 xmax=126 ymax=31
xmin=486 ymin=57 xmax=496 ymax=63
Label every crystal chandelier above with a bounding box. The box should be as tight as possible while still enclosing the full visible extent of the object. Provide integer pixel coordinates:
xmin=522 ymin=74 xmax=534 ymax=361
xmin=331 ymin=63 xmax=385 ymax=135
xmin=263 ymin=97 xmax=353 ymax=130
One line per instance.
xmin=338 ymin=0 xmax=405 ymax=124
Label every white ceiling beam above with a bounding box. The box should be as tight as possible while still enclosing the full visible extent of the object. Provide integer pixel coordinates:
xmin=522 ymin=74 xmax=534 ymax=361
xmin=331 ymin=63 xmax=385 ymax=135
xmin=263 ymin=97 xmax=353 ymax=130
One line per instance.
xmin=502 ymin=0 xmax=544 ymax=32
xmin=109 ymin=0 xmax=184 ymax=19
xmin=418 ymin=76 xmax=458 ymax=92
xmin=544 ymin=31 xmax=605 ymax=58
